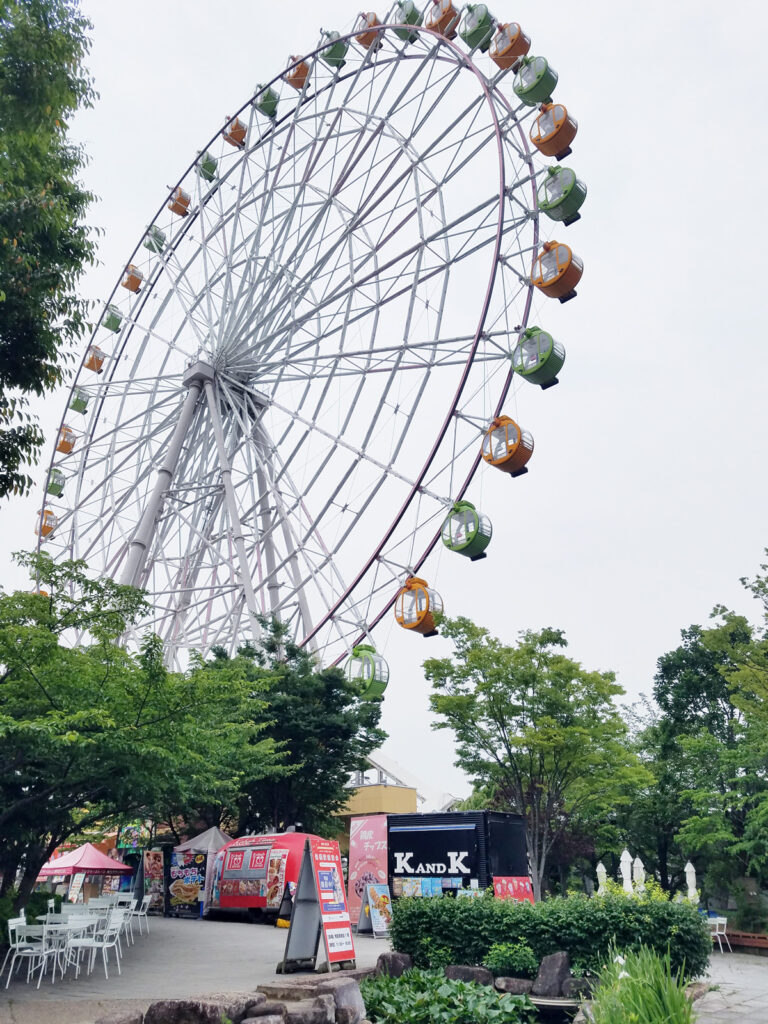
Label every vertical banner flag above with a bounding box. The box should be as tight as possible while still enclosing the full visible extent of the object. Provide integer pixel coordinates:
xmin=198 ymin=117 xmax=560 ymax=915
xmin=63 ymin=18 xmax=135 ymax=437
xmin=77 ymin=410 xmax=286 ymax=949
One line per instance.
xmin=347 ymin=815 xmax=388 ymax=924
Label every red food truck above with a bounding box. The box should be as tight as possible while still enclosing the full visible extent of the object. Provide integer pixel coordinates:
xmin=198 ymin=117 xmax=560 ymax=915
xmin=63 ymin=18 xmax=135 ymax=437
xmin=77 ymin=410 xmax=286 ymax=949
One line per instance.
xmin=207 ymin=831 xmax=320 ymax=919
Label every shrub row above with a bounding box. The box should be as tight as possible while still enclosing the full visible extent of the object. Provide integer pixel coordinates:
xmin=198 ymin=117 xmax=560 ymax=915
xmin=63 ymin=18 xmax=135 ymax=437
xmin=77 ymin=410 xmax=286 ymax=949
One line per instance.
xmin=389 ymin=891 xmax=711 ymax=979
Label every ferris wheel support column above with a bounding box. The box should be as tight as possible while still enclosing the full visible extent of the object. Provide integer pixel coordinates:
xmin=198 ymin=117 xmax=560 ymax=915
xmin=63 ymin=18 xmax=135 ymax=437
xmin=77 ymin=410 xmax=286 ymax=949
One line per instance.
xmin=120 ymin=363 xmax=208 ymax=589
xmin=203 ymin=379 xmax=262 ymax=645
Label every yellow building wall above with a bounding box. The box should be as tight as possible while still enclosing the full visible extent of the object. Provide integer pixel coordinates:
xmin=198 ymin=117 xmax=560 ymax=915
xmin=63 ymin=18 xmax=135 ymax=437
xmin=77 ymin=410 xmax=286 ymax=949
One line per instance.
xmin=342 ymin=784 xmax=417 ymax=816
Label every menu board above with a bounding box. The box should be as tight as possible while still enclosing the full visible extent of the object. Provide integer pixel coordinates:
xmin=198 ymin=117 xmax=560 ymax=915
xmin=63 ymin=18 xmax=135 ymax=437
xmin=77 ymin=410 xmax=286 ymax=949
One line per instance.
xmin=310 ymin=838 xmax=356 ymax=963
xmin=169 ymin=852 xmax=206 ymax=914
xmin=68 ymin=872 xmax=85 ymax=903
xmin=364 ymin=884 xmax=393 ymax=935
xmin=493 ymin=876 xmax=535 ymax=904
xmin=347 ymin=815 xmax=388 ymax=924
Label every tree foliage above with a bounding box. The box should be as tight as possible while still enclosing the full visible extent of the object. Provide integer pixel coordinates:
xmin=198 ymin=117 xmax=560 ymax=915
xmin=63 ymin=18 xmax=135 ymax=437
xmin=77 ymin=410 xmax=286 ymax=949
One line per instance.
xmin=0 ymin=0 xmax=98 ymax=496
xmin=0 ymin=552 xmax=280 ymax=909
xmin=209 ymin=618 xmax=387 ymax=836
xmin=425 ymin=618 xmax=646 ymax=901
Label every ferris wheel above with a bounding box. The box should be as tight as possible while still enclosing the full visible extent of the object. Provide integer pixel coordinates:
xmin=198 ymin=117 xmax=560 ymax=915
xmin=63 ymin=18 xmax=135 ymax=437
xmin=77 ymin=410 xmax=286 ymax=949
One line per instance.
xmin=36 ymin=1 xmax=586 ymax=685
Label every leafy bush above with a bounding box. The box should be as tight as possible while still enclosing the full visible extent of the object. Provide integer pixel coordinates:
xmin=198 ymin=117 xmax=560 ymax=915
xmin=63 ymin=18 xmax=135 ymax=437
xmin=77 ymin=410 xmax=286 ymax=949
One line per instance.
xmin=389 ymin=891 xmax=711 ymax=979
xmin=732 ymin=887 xmax=768 ymax=933
xmin=360 ymin=969 xmax=536 ymax=1024
xmin=415 ymin=937 xmax=453 ymax=970
xmin=589 ymin=946 xmax=694 ymax=1024
xmin=482 ymin=941 xmax=538 ymax=979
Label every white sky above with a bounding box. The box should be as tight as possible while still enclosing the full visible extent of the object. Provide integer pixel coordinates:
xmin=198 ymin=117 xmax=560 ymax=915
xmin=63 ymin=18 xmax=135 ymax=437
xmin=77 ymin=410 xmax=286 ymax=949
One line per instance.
xmin=0 ymin=0 xmax=765 ymax=797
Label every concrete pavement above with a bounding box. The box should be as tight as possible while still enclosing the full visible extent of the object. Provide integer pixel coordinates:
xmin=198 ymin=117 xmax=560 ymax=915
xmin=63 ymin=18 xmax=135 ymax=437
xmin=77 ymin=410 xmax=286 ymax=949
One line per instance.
xmin=695 ymin=951 xmax=768 ymax=1023
xmin=0 ymin=916 xmax=387 ymax=1024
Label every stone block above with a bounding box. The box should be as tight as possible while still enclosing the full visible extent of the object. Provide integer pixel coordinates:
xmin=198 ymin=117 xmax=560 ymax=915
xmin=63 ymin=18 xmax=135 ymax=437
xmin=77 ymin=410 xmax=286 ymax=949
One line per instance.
xmin=283 ymin=996 xmax=334 ymax=1024
xmin=242 ymin=1018 xmax=285 ymax=1024
xmin=258 ymin=983 xmax=318 ymax=1002
xmin=531 ymin=952 xmax=571 ymax=997
xmin=494 ymin=977 xmax=534 ymax=995
xmin=315 ymin=977 xmax=366 ymax=1024
xmin=245 ymin=1001 xmax=287 ymax=1018
xmin=561 ymin=976 xmax=592 ymax=998
xmin=374 ymin=951 xmax=413 ymax=978
xmin=144 ymin=998 xmax=253 ymax=1024
xmin=444 ymin=965 xmax=494 ymax=987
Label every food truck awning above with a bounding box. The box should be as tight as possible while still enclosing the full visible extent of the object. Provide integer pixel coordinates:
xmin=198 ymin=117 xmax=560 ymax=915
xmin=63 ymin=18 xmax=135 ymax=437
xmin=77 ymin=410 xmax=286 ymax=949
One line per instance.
xmin=37 ymin=842 xmax=132 ymax=877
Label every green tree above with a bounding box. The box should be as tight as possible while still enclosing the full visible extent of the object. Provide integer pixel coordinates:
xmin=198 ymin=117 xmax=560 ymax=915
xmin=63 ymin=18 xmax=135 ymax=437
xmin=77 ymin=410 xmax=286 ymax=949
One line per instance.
xmin=0 ymin=0 xmax=97 ymax=496
xmin=0 ymin=552 xmax=280 ymax=909
xmin=425 ymin=618 xmax=645 ymax=901
xmin=210 ymin=619 xmax=386 ymax=836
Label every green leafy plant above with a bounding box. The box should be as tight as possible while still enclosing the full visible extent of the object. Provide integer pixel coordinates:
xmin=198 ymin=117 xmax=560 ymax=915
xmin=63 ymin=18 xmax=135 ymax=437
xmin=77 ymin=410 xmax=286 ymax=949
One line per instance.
xmin=415 ymin=937 xmax=453 ymax=970
xmin=482 ymin=941 xmax=538 ymax=979
xmin=360 ymin=969 xmax=536 ymax=1024
xmin=588 ymin=946 xmax=694 ymax=1024
xmin=389 ymin=891 xmax=711 ymax=979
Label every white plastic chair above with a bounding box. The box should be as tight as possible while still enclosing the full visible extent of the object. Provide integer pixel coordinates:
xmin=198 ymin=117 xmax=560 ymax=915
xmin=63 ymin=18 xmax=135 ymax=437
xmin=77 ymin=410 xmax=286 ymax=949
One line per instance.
xmin=713 ymin=916 xmax=733 ymax=953
xmin=2 ymin=916 xmax=39 ymax=988
xmin=134 ymin=894 xmax=152 ymax=935
xmin=68 ymin=911 xmax=124 ymax=979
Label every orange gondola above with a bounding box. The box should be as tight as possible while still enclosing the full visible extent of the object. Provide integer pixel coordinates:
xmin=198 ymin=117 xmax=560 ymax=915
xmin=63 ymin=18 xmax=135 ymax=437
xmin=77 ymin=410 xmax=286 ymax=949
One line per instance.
xmin=530 ymin=103 xmax=578 ymax=160
xmin=394 ymin=576 xmax=443 ymax=637
xmin=56 ymin=426 xmax=76 ymax=455
xmin=355 ymin=12 xmax=381 ymax=49
xmin=531 ymin=240 xmax=583 ymax=302
xmin=121 ymin=264 xmax=143 ymax=294
xmin=85 ymin=346 xmax=105 ymax=374
xmin=36 ymin=509 xmax=58 ymax=538
xmin=168 ymin=186 xmax=191 ymax=217
xmin=222 ymin=116 xmax=247 ymax=148
xmin=481 ymin=415 xmax=533 ymax=476
xmin=426 ymin=0 xmax=459 ymax=39
xmin=284 ymin=56 xmax=310 ymax=91
xmin=489 ymin=23 xmax=530 ymax=69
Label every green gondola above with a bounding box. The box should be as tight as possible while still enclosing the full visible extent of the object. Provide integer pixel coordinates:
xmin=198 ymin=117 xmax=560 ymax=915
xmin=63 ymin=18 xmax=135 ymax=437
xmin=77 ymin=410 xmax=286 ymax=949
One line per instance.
xmin=255 ymin=84 xmax=279 ymax=118
xmin=102 ymin=304 xmax=122 ymax=333
xmin=512 ymin=326 xmax=565 ymax=389
xmin=346 ymin=644 xmax=389 ymax=700
xmin=394 ymin=0 xmax=423 ymax=41
xmin=513 ymin=56 xmax=558 ymax=106
xmin=460 ymin=4 xmax=495 ymax=52
xmin=441 ymin=500 xmax=492 ymax=560
xmin=143 ymin=224 xmax=166 ymax=254
xmin=46 ymin=468 xmax=66 ymax=497
xmin=538 ymin=167 xmax=587 ymax=226
xmin=320 ymin=31 xmax=348 ymax=70
xmin=69 ymin=388 xmax=89 ymax=414
xmin=197 ymin=151 xmax=217 ymax=183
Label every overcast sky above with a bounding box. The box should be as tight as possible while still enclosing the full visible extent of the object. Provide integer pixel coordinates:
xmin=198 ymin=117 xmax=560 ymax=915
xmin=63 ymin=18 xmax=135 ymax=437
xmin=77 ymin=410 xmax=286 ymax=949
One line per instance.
xmin=1 ymin=0 xmax=765 ymax=798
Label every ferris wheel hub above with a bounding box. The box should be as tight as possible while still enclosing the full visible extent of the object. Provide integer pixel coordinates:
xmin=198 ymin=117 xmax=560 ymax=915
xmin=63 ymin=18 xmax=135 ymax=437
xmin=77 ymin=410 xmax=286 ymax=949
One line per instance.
xmin=182 ymin=360 xmax=215 ymax=388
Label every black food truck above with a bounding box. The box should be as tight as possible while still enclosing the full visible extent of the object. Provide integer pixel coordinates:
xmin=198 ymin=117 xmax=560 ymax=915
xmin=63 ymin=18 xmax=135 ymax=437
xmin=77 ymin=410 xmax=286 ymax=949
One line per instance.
xmin=387 ymin=811 xmax=531 ymax=898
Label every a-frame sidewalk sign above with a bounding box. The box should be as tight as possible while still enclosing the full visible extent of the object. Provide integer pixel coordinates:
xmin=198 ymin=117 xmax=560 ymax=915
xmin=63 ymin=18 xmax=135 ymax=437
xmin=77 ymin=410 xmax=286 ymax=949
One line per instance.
xmin=278 ymin=837 xmax=356 ymax=974
xmin=356 ymin=883 xmax=392 ymax=938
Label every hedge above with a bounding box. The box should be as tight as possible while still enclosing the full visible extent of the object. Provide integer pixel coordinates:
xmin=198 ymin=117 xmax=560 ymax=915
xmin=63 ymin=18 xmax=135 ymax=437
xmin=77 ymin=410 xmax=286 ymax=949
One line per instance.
xmin=389 ymin=891 xmax=711 ymax=979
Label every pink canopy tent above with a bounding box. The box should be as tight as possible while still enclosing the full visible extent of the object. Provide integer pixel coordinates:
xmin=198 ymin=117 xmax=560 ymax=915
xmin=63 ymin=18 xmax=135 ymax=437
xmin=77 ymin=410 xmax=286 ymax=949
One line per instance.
xmin=37 ymin=842 xmax=133 ymax=877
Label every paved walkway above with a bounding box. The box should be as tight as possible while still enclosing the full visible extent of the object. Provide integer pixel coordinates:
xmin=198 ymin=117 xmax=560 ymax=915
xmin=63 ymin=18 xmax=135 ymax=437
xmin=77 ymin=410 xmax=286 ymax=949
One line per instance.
xmin=696 ymin=951 xmax=768 ymax=1023
xmin=0 ymin=917 xmax=386 ymax=1024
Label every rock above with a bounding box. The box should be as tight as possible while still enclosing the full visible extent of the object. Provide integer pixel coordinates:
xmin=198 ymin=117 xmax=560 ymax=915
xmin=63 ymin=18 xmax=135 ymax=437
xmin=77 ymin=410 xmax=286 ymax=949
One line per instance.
xmin=686 ymin=982 xmax=710 ymax=1003
xmin=281 ymin=996 xmax=334 ymax=1024
xmin=531 ymin=952 xmax=571 ymax=998
xmin=244 ymin=1002 xmax=287 ymax=1018
xmin=494 ymin=977 xmax=534 ymax=995
xmin=242 ymin=1018 xmax=285 ymax=1024
xmin=258 ymin=983 xmax=318 ymax=1002
xmin=144 ymin=998 xmax=253 ymax=1024
xmin=315 ymin=978 xmax=366 ymax=1024
xmin=561 ymin=977 xmax=592 ymax=999
xmin=444 ymin=965 xmax=494 ymax=987
xmin=374 ymin=951 xmax=413 ymax=978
